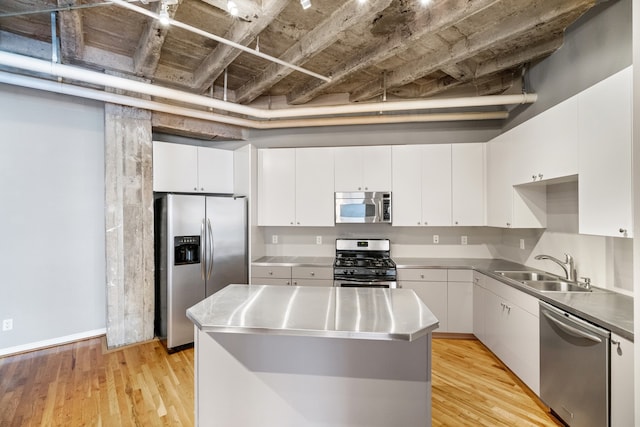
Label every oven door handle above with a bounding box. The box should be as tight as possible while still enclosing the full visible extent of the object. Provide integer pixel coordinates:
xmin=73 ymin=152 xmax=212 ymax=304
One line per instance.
xmin=541 ymin=310 xmax=602 ymax=343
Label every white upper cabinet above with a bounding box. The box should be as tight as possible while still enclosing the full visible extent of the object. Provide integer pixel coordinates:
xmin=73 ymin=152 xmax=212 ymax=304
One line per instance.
xmin=578 ymin=67 xmax=633 ymax=238
xmin=335 ymin=146 xmax=391 ymax=191
xmin=421 ymin=144 xmax=452 ymax=226
xmin=258 ymin=147 xmax=335 ymax=227
xmin=486 ymin=134 xmax=515 ymax=227
xmin=391 ymin=145 xmax=423 ymax=226
xmin=197 ymin=146 xmax=234 ymax=193
xmin=295 ymin=148 xmax=335 ymax=226
xmin=391 ymin=144 xmax=451 ymax=226
xmin=452 ymin=143 xmax=485 ymax=226
xmin=153 ymin=141 xmax=234 ymax=193
xmin=258 ymin=148 xmax=296 ymax=226
xmin=511 ymin=96 xmax=579 ymax=185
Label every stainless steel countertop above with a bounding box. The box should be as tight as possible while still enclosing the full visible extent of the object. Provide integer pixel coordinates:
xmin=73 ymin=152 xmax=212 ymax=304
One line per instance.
xmin=187 ymin=284 xmax=439 ymax=341
xmin=251 ymin=256 xmax=634 ymax=341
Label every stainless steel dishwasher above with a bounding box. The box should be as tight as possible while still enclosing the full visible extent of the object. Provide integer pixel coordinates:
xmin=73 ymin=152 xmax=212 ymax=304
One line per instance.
xmin=539 ymin=301 xmax=610 ymax=427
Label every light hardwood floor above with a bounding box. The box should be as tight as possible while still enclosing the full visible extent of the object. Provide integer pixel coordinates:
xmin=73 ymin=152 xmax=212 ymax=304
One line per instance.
xmin=1 ymin=337 xmax=561 ymax=426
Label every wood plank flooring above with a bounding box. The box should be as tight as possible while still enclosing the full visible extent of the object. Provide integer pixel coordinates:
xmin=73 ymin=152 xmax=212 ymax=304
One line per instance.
xmin=0 ymin=336 xmax=561 ymax=426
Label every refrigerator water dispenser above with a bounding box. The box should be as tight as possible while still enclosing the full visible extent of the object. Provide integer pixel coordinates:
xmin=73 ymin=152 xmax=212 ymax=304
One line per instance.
xmin=174 ymin=236 xmax=200 ymax=265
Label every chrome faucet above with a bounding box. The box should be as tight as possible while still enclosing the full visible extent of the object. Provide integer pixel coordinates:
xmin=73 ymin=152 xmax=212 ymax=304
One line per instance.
xmin=534 ymin=253 xmax=576 ymax=282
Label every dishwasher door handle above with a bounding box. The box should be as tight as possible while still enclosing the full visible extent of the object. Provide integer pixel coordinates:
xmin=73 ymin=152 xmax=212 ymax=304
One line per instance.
xmin=541 ymin=310 xmax=603 ymax=343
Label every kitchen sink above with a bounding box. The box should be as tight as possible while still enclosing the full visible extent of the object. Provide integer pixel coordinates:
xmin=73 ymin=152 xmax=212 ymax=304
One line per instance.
xmin=522 ymin=280 xmax=591 ymax=293
xmin=495 ymin=270 xmax=560 ymax=282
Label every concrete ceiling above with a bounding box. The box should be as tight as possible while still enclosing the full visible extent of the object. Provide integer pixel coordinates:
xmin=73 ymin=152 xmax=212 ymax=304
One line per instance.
xmin=0 ymin=0 xmax=599 ymax=134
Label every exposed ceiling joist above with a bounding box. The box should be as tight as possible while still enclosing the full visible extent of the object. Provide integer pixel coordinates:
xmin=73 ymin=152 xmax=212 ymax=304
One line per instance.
xmin=233 ymin=0 xmax=394 ymax=104
xmin=349 ymin=0 xmax=594 ymax=102
xmin=133 ymin=0 xmax=182 ymax=77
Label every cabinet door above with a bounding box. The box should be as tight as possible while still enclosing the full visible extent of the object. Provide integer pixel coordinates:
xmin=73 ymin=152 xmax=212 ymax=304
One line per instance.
xmin=334 ymin=146 xmax=363 ymax=191
xmin=391 ymin=145 xmax=423 ymax=226
xmin=486 ymin=136 xmax=513 ymax=227
xmin=611 ymin=333 xmax=634 ymax=427
xmin=472 ymin=279 xmax=487 ymax=342
xmin=421 ymin=144 xmax=451 ymax=226
xmin=578 ymin=67 xmax=633 ymax=238
xmin=295 ymin=148 xmax=334 ymax=226
xmin=452 ymin=143 xmax=485 ymax=226
xmin=447 ymin=281 xmax=473 ymax=333
xmin=257 ymin=149 xmax=296 ymax=226
xmin=197 ymin=147 xmax=234 ymax=194
xmin=502 ymin=302 xmax=539 ymax=395
xmin=401 ymin=281 xmax=448 ymax=332
xmin=361 ymin=146 xmax=391 ymax=191
xmin=153 ymin=141 xmax=198 ymax=192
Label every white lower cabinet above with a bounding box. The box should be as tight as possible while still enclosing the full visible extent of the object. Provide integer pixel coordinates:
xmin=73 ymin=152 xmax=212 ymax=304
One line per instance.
xmin=398 ymin=269 xmax=448 ymax=332
xmin=251 ymin=265 xmax=333 ymax=287
xmin=475 ymin=274 xmax=540 ymax=395
xmin=611 ymin=333 xmax=634 ymax=427
xmin=398 ymin=269 xmax=474 ymax=334
xmin=291 ymin=267 xmax=333 ymax=287
xmin=472 ymin=273 xmax=487 ymax=343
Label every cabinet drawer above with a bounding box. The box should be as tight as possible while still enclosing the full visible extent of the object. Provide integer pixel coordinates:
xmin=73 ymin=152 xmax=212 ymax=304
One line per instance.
xmin=251 ymin=277 xmax=291 ymax=286
xmin=291 ymin=267 xmax=333 ymax=280
xmin=292 ymin=279 xmax=333 ymax=287
xmin=252 ymin=265 xmax=292 ymax=279
xmin=397 ymin=268 xmax=447 ymax=281
xmin=448 ymin=269 xmax=473 ymax=282
xmin=484 ymin=276 xmax=539 ymax=316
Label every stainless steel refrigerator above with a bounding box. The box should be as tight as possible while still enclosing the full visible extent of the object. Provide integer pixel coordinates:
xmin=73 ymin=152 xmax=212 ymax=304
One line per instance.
xmin=155 ymin=193 xmax=247 ymax=351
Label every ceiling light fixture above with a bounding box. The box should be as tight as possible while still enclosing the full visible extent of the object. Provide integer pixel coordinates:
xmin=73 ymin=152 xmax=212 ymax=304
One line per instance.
xmin=227 ymin=0 xmax=239 ymax=16
xmin=158 ymin=1 xmax=170 ymax=26
xmin=300 ymin=0 xmax=311 ymax=10
xmin=419 ymin=0 xmax=432 ymax=5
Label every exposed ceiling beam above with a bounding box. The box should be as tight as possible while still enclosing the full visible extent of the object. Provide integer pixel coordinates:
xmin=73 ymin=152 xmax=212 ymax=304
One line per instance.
xmin=152 ymin=111 xmax=245 ymax=140
xmin=394 ymin=36 xmax=564 ymax=99
xmin=350 ymin=0 xmax=594 ymax=102
xmin=198 ymin=0 xmax=262 ymax=21
xmin=134 ymin=0 xmax=182 ymax=77
xmin=286 ymin=0 xmax=502 ymax=105
xmin=56 ymin=0 xmax=85 ymax=62
xmin=192 ymin=0 xmax=289 ymax=93
xmin=233 ymin=0 xmax=394 ymax=104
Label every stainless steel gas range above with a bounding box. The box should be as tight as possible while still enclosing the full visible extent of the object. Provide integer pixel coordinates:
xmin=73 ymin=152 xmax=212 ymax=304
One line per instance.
xmin=333 ymin=238 xmax=397 ymax=288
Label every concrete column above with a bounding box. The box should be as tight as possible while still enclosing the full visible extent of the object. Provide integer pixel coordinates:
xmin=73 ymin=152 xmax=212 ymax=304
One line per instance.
xmin=104 ymin=103 xmax=154 ymax=348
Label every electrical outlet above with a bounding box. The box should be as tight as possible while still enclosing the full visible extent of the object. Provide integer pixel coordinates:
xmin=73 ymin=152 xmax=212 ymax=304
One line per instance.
xmin=461 ymin=235 xmax=468 ymax=245
xmin=433 ymin=235 xmax=439 ymax=244
xmin=272 ymin=235 xmax=278 ymax=244
xmin=520 ymin=239 xmax=525 ymax=250
xmin=2 ymin=318 xmax=13 ymax=331
xmin=316 ymin=236 xmax=322 ymax=245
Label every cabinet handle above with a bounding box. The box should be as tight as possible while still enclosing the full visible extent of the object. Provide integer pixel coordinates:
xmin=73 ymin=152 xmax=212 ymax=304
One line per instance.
xmin=506 ymin=222 xmax=511 ymax=228
xmin=268 ymin=271 xmax=273 ymax=275
xmin=310 ymin=272 xmax=315 ymax=276
xmin=286 ymin=281 xmax=291 ymax=286
xmin=290 ymin=221 xmax=294 ymax=225
xmin=358 ymin=187 xmax=362 ymax=190
xmin=417 ymin=221 xmax=421 ymax=225
xmin=455 ymin=221 xmax=459 ymax=225
xmin=293 ymin=281 xmax=297 ymax=286
xmin=201 ymin=187 xmax=204 ymax=191
xmin=619 ymin=228 xmax=627 ymax=235
xmin=364 ymin=187 xmax=368 ymax=190
xmin=538 ymin=173 xmax=543 ymax=180
xmin=297 ymin=221 xmax=300 ymax=225
xmin=532 ymin=175 xmax=536 ymax=181
xmin=420 ymin=274 xmax=424 ymax=279
xmin=194 ymin=187 xmax=197 ymax=191
xmin=611 ymin=339 xmax=622 ymax=355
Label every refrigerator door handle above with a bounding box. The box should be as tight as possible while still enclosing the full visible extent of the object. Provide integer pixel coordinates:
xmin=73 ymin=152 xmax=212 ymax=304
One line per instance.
xmin=207 ymin=218 xmax=214 ymax=280
xmin=200 ymin=219 xmax=206 ymax=280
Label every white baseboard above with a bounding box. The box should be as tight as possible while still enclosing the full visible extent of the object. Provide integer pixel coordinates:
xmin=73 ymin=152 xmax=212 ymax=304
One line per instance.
xmin=0 ymin=328 xmax=107 ymax=357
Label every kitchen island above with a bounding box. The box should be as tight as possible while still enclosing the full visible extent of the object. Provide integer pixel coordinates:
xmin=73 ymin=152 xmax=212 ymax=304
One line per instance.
xmin=187 ymin=284 xmax=439 ymax=427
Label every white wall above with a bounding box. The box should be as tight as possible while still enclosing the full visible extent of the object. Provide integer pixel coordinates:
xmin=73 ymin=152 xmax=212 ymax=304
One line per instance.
xmin=0 ymin=84 xmax=106 ymax=354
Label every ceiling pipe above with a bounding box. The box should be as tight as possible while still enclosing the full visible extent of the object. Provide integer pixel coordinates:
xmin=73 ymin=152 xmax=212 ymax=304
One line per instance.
xmin=0 ymin=71 xmax=508 ymax=129
xmin=0 ymin=50 xmax=537 ymax=121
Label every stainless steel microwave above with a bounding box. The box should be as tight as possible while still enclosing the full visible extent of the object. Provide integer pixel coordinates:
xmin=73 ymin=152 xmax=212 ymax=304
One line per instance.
xmin=335 ymin=192 xmax=392 ymax=223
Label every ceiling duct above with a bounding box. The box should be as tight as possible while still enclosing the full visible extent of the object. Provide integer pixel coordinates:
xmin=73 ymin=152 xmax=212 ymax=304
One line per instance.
xmin=0 ymin=51 xmax=535 ymax=128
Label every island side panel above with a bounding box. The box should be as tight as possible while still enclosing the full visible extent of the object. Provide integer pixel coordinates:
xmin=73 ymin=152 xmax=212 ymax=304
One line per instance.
xmin=195 ymin=329 xmax=431 ymax=427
